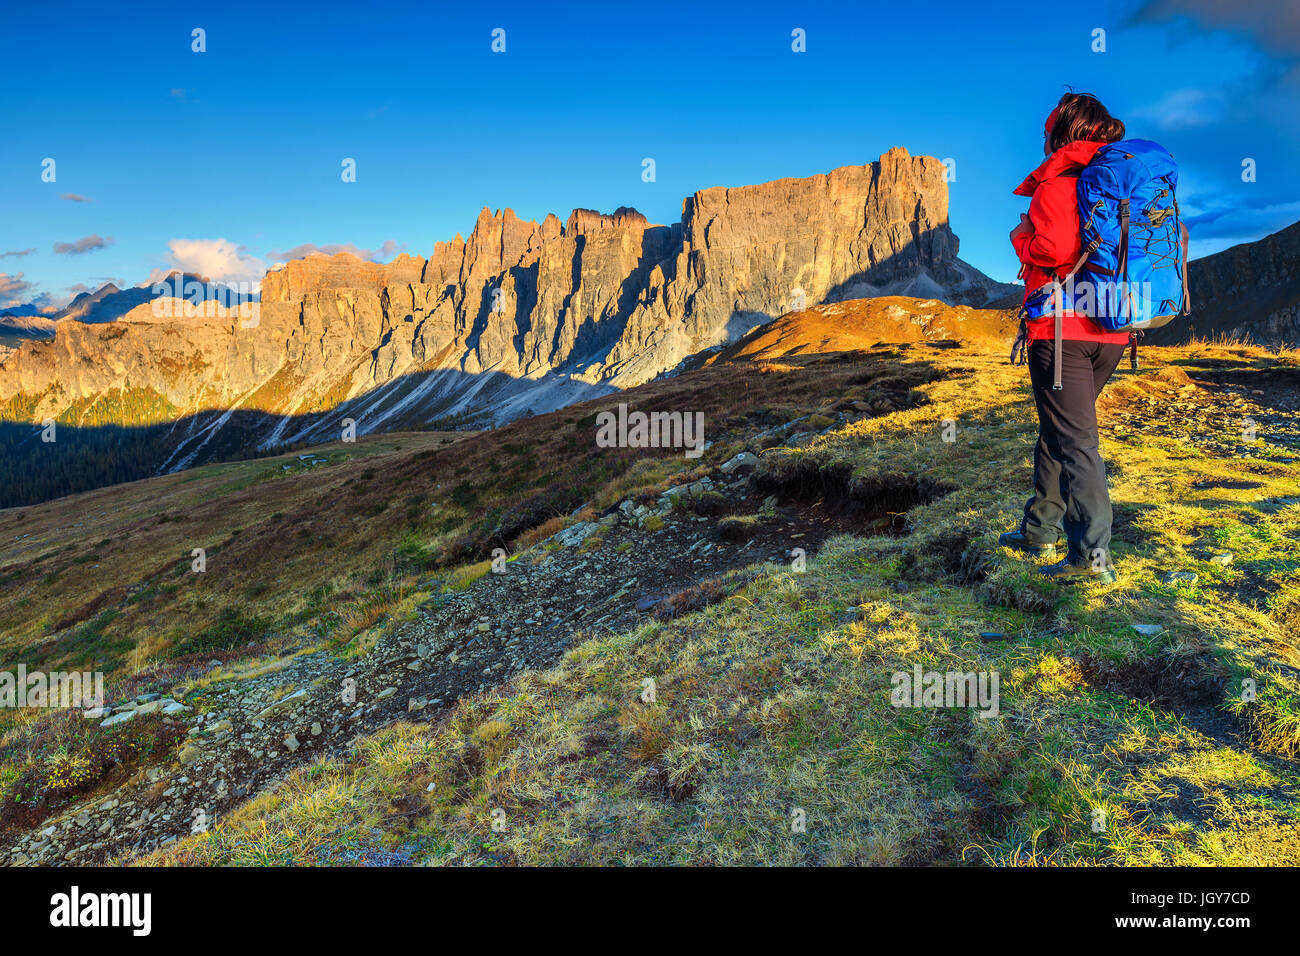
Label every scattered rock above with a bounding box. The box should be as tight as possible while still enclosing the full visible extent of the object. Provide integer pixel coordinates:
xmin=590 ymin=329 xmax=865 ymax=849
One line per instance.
xmin=659 ymin=477 xmax=715 ymax=510
xmin=720 ymin=452 xmax=759 ymax=474
xmin=555 ymin=522 xmax=600 ymax=548
xmin=254 ymin=688 xmax=309 ymax=721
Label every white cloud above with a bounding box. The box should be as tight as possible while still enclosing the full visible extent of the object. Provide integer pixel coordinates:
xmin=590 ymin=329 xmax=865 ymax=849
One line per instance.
xmin=1131 ymin=88 xmax=1229 ymax=130
xmin=0 ymin=272 xmax=37 ymax=308
xmin=158 ymin=238 xmax=267 ymax=290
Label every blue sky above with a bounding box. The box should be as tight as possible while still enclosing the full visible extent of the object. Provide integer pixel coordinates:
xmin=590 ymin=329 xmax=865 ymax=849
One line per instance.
xmin=2 ymin=0 xmax=1297 ymax=310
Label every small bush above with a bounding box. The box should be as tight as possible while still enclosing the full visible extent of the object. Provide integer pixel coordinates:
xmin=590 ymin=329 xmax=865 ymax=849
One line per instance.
xmin=653 ymin=578 xmax=728 ymax=620
xmin=45 ymin=747 xmax=95 ymax=792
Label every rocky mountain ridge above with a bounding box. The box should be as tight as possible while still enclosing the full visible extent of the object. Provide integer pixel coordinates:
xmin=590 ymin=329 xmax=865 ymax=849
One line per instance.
xmin=1149 ymin=219 xmax=1300 ymax=348
xmin=0 ymin=148 xmax=1017 ymax=474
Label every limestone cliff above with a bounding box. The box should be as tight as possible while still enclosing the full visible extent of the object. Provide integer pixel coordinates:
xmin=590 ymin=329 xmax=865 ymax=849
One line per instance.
xmin=0 ymin=148 xmax=1018 ymax=470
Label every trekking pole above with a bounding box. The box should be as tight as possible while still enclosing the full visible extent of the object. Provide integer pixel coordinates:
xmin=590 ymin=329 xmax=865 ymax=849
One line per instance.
xmin=1009 ymin=307 xmax=1029 ymax=366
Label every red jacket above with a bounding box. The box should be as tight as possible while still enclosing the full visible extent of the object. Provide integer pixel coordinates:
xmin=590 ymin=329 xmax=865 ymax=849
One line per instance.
xmin=1012 ymin=141 xmax=1129 ymax=344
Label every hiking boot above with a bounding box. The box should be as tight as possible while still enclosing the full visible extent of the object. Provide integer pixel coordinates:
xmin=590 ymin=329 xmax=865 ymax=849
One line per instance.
xmin=1038 ymin=558 xmax=1118 ymax=584
xmin=998 ymin=530 xmax=1057 ymax=559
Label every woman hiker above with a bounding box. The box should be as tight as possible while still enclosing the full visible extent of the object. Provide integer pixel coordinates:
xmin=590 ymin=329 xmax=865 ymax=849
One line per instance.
xmin=1000 ymin=92 xmax=1130 ymax=584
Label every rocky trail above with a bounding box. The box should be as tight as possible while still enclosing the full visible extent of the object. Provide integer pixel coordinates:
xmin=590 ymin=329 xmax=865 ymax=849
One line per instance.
xmin=1106 ymin=359 xmax=1300 ymax=458
xmin=0 ymin=432 xmax=870 ymax=865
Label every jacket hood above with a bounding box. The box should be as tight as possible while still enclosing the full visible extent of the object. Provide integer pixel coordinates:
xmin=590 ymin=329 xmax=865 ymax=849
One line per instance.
xmin=1014 ymin=140 xmax=1107 ymax=197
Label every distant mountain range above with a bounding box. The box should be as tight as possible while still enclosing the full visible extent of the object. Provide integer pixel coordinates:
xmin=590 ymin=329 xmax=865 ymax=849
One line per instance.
xmin=0 ymin=313 xmax=58 ymax=346
xmin=0 ymin=273 xmax=245 ymax=343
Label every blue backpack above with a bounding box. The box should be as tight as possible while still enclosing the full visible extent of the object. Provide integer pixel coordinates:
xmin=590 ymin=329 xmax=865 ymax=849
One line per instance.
xmin=1015 ymin=139 xmax=1190 ymax=388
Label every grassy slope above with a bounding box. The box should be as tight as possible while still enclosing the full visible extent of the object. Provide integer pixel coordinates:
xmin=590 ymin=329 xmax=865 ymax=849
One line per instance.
xmin=2 ymin=308 xmax=968 ymax=677
xmin=0 ymin=431 xmax=469 ymax=672
xmin=132 ymin=331 xmax=1300 ymax=866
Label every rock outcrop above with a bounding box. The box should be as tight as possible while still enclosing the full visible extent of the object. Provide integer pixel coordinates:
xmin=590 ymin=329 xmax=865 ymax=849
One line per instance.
xmin=0 ymin=148 xmax=1018 ymax=472
xmin=261 ymin=254 xmax=428 ymax=302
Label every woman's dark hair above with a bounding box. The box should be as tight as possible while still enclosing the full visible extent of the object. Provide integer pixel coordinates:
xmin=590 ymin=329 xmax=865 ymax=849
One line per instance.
xmin=1047 ymin=92 xmax=1125 ymax=151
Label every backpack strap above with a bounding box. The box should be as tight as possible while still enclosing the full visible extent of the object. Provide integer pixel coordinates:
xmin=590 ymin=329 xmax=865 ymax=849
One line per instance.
xmin=1117 ymin=198 xmax=1131 ymax=321
xmin=1046 ymin=236 xmax=1103 ymax=390
xmin=1062 ymin=237 xmax=1102 ymax=283
xmin=1129 ymin=330 xmax=1140 ymax=371
xmin=1054 ymin=307 xmax=1063 ymax=390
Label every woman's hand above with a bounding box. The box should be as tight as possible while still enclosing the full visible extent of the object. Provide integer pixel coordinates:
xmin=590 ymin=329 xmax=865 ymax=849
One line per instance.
xmin=1010 ymin=213 xmax=1032 ymax=242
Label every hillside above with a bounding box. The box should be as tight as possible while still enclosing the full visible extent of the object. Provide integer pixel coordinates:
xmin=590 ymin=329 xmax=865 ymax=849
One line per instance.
xmin=702 ymin=296 xmax=1013 ymax=365
xmin=0 ymin=429 xmax=468 ymax=665
xmin=2 ymin=297 xmax=1298 ymax=866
